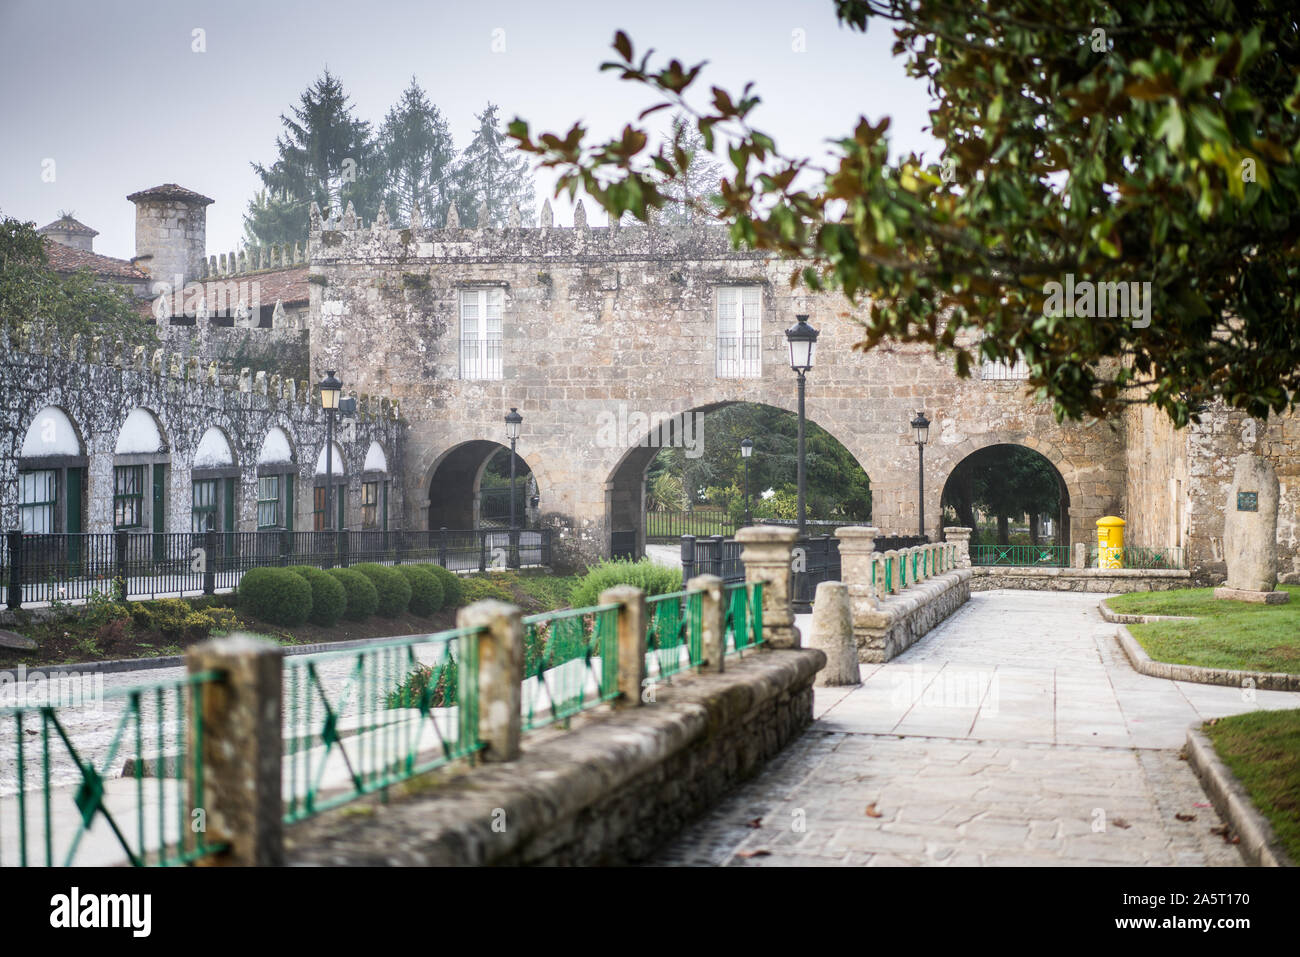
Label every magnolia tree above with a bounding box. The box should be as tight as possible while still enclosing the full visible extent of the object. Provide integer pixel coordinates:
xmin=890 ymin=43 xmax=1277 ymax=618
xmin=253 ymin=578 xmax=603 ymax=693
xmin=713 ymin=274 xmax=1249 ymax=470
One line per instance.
xmin=509 ymin=1 xmax=1300 ymax=426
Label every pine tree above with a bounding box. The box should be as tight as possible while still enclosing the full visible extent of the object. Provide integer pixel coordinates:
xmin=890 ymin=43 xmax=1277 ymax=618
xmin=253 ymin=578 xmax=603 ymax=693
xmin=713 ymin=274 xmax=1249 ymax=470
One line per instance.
xmin=376 ymin=78 xmax=458 ymax=227
xmin=659 ymin=112 xmax=724 ymax=226
xmin=244 ymin=70 xmax=381 ymax=245
xmin=454 ymin=103 xmax=535 ymax=227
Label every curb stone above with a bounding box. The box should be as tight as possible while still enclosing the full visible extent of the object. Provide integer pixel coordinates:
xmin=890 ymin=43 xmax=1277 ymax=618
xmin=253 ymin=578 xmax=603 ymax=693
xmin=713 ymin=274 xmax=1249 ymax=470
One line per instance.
xmin=1109 ymin=611 xmax=1300 ymax=692
xmin=1184 ymin=724 xmax=1294 ymax=867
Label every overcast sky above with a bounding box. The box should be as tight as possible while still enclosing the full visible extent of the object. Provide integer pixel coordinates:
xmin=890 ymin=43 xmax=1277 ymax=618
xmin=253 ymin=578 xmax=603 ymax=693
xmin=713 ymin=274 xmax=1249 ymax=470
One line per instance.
xmin=0 ymin=0 xmax=940 ymax=259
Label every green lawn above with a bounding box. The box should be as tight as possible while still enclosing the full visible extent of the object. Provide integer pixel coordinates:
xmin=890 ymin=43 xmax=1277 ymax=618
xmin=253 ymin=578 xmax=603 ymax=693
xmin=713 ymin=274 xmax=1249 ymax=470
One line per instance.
xmin=1105 ymin=585 xmax=1300 ymax=673
xmin=1204 ymin=709 xmax=1300 ymax=863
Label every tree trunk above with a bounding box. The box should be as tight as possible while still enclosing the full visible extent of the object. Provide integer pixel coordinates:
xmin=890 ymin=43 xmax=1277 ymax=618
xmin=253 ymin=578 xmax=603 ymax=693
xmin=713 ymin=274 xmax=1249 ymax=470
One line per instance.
xmin=1029 ymin=513 xmax=1040 ymax=545
xmin=997 ymin=512 xmax=1010 ymax=546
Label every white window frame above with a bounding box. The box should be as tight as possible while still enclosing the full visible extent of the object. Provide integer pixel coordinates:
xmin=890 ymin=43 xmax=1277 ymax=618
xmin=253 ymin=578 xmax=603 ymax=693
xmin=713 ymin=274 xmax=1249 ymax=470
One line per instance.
xmin=459 ymin=287 xmax=504 ymax=380
xmin=716 ymin=286 xmax=762 ymax=378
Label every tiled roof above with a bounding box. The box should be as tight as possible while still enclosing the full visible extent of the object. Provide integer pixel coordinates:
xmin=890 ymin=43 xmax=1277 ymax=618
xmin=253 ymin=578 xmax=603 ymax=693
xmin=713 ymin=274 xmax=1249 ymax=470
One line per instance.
xmin=42 ymin=237 xmax=148 ymax=282
xmin=126 ymin=183 xmax=214 ymax=206
xmin=141 ymin=265 xmax=310 ymax=318
xmin=37 ymin=215 xmax=98 ymax=237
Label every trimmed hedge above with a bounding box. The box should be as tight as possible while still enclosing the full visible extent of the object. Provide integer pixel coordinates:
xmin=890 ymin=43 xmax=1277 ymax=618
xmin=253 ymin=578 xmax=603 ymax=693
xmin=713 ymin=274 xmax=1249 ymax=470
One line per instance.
xmin=238 ymin=567 xmax=313 ymax=627
xmin=327 ymin=567 xmax=379 ymax=621
xmin=570 ymin=559 xmax=682 ymax=609
xmin=352 ymin=563 xmax=412 ymax=618
xmin=424 ymin=564 xmax=465 ymax=609
xmin=396 ymin=565 xmax=443 ymax=617
xmin=288 ymin=566 xmax=348 ymax=627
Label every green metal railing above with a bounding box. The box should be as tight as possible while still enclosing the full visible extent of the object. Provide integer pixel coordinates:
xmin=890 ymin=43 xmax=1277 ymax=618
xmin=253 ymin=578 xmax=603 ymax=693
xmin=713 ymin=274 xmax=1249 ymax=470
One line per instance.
xmin=971 ymin=544 xmax=1071 ymax=567
xmin=723 ymin=582 xmax=763 ymax=655
xmin=521 ymin=603 xmax=621 ymax=731
xmin=2 ymin=670 xmax=227 ymax=867
xmin=283 ymin=628 xmax=483 ymax=823
xmin=645 ymin=590 xmax=702 ymax=681
xmin=1090 ymin=544 xmax=1187 ymax=570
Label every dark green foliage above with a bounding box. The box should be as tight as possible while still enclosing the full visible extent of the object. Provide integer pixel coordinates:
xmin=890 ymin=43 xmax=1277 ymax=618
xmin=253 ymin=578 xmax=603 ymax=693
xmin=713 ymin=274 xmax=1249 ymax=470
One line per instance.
xmin=570 ymin=559 xmax=681 ymax=609
xmin=326 ymin=567 xmax=379 ymax=621
xmin=424 ymin=564 xmax=465 ymax=609
xmin=351 ymin=563 xmax=412 ymax=618
xmin=288 ymin=566 xmax=348 ymax=627
xmin=238 ymin=567 xmax=313 ymax=627
xmin=460 ymin=576 xmax=513 ymax=604
xmin=396 ymin=565 xmax=443 ymax=616
xmin=387 ymin=652 xmax=459 ymax=709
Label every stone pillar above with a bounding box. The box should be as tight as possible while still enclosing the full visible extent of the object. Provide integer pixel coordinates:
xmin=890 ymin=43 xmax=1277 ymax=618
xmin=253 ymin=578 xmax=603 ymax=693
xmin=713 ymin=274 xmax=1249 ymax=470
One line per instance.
xmin=1214 ymin=454 xmax=1289 ymax=603
xmin=687 ymin=574 xmax=726 ymax=672
xmin=1072 ymin=541 xmax=1088 ymax=569
xmin=809 ymin=581 xmax=860 ymax=686
xmin=944 ymin=527 xmax=973 ymax=569
xmin=600 ymin=584 xmax=647 ymax=704
xmin=457 ymin=599 xmax=524 ymax=761
xmin=835 ymin=526 xmax=878 ymax=593
xmin=735 ymin=525 xmax=799 ymax=649
xmin=186 ymin=633 xmax=283 ymax=866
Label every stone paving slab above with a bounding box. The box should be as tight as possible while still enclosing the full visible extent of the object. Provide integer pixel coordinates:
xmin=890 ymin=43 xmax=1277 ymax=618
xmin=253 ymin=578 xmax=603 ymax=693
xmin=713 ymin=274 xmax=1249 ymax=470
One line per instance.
xmin=650 ymin=589 xmax=1300 ymax=866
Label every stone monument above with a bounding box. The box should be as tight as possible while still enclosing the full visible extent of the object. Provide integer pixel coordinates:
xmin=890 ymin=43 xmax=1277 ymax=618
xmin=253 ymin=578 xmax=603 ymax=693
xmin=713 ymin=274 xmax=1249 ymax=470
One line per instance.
xmin=1213 ymin=454 xmax=1289 ymax=604
xmin=808 ymin=580 xmax=860 ymax=686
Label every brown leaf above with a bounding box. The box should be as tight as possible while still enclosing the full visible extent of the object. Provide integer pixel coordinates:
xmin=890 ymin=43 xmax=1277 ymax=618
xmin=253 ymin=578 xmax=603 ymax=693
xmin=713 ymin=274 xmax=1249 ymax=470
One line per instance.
xmin=865 ymin=803 xmax=883 ymax=818
xmin=1175 ymin=813 xmax=1197 ymax=822
xmin=745 ymin=817 xmax=763 ymax=829
xmin=736 ymin=849 xmax=771 ymax=859
xmin=1112 ymin=817 xmax=1132 ymax=829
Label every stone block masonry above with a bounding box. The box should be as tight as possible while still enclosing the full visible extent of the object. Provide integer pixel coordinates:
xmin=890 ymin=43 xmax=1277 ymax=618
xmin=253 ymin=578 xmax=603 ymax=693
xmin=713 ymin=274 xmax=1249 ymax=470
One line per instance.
xmin=284 ymin=646 xmax=824 ymax=866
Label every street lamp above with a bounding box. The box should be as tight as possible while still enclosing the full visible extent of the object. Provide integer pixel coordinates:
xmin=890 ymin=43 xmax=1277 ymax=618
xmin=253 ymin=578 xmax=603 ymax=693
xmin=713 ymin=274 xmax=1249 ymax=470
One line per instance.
xmin=740 ymin=438 xmax=754 ymax=527
xmin=911 ymin=410 xmax=930 ymax=538
xmin=505 ymin=407 xmax=523 ymax=568
xmin=785 ymin=315 xmax=819 ymax=537
xmin=318 ymin=369 xmax=342 ymax=536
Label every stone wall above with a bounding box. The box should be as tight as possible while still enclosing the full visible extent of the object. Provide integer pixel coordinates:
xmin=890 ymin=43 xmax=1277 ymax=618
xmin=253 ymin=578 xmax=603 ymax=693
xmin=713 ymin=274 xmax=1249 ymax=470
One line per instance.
xmin=853 ymin=569 xmax=972 ymax=662
xmin=970 ymin=566 xmax=1193 ymax=592
xmin=283 ymin=647 xmax=824 ymax=866
xmin=308 ymin=205 xmax=1126 ymax=568
xmin=0 ymin=326 xmax=405 ymax=535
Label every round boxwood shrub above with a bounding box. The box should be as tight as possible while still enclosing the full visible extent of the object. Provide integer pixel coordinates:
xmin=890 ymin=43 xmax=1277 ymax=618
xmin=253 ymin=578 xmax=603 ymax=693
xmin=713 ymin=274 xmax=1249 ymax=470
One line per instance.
xmin=288 ymin=566 xmax=347 ymax=627
xmin=396 ymin=565 xmax=443 ymax=617
xmin=238 ymin=567 xmax=312 ymax=627
xmin=425 ymin=564 xmax=465 ymax=609
xmin=351 ymin=563 xmax=412 ymax=618
xmin=326 ymin=567 xmax=378 ymax=621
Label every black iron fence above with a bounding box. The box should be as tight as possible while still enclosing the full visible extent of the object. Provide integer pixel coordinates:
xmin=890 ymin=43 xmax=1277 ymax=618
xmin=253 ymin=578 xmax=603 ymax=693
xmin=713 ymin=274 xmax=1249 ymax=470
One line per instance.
xmin=679 ymin=531 xmax=928 ymax=614
xmin=1 ymin=527 xmax=553 ymax=610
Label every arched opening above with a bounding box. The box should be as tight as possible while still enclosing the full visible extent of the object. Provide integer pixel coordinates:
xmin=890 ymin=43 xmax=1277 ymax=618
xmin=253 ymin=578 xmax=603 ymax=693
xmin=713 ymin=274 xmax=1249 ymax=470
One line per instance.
xmin=18 ymin=407 xmax=86 ymax=535
xmin=605 ymin=401 xmax=872 ymax=559
xmin=361 ymin=441 xmax=390 ymax=531
xmin=313 ymin=441 xmax=347 ymax=530
xmin=191 ymin=427 xmax=238 ymax=539
xmin=256 ymin=427 xmax=297 ymax=531
xmin=114 ymin=408 xmax=170 ymax=537
xmin=426 ymin=440 xmax=534 ymax=531
xmin=940 ymin=444 xmax=1070 ymax=556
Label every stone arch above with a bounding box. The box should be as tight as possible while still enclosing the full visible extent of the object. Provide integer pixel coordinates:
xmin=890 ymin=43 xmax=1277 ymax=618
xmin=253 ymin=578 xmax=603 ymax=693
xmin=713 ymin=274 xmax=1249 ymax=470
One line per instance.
xmin=938 ymin=440 xmax=1074 ymax=548
xmin=113 ymin=408 xmax=170 ymax=533
xmin=17 ymin=406 xmax=88 ymax=534
xmin=602 ymin=399 xmax=873 ymax=558
xmin=20 ymin=406 xmax=85 ymax=460
xmin=424 ymin=439 xmax=535 ymax=530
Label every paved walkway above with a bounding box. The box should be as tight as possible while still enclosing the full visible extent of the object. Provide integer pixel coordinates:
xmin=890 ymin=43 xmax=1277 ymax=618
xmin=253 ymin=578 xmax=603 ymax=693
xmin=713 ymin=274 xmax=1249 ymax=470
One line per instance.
xmin=651 ymin=589 xmax=1300 ymax=866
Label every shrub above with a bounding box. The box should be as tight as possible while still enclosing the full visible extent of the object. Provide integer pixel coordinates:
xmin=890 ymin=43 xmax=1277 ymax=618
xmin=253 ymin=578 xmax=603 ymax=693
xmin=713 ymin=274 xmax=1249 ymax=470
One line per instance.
xmin=288 ymin=566 xmax=348 ymax=627
xmin=461 ymin=575 xmax=514 ymax=604
xmin=570 ymin=559 xmax=682 ymax=608
xmin=352 ymin=563 xmax=412 ymax=618
xmin=326 ymin=567 xmax=378 ymax=621
xmin=387 ymin=653 xmax=459 ymax=709
xmin=237 ymin=567 xmax=313 ymax=627
xmin=396 ymin=565 xmax=443 ymax=616
xmin=423 ymin=564 xmax=465 ymax=609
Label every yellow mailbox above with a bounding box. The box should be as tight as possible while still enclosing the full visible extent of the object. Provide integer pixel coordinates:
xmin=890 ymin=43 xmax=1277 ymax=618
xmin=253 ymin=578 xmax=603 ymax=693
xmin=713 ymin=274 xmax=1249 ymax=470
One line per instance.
xmin=1097 ymin=516 xmax=1125 ymax=569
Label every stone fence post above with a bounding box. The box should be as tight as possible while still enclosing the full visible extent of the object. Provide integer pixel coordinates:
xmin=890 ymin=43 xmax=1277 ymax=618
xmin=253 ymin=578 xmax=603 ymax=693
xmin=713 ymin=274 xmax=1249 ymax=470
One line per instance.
xmin=944 ymin=527 xmax=973 ymax=569
xmin=735 ymin=525 xmax=799 ymax=648
xmin=885 ymin=550 xmax=901 ymax=594
xmin=186 ymin=634 xmax=283 ymax=866
xmin=457 ymin=599 xmax=524 ymax=762
xmin=1072 ymin=541 xmax=1088 ymax=569
xmin=687 ymin=574 xmax=726 ymax=672
xmin=599 ymin=584 xmax=647 ymax=704
xmin=835 ymin=526 xmax=878 ymax=608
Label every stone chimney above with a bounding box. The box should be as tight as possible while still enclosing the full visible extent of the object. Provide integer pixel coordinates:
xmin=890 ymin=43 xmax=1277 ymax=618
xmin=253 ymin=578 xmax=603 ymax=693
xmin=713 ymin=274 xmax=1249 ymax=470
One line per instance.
xmin=36 ymin=214 xmax=98 ymax=252
xmin=126 ymin=183 xmax=214 ymax=289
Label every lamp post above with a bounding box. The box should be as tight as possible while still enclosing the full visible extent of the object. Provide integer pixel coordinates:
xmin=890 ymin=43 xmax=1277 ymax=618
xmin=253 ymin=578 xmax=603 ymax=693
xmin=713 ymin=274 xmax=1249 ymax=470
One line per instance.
xmin=785 ymin=316 xmax=819 ymax=537
xmin=318 ymin=369 xmax=342 ymax=530
xmin=505 ymin=407 xmax=522 ymax=568
xmin=740 ymin=438 xmax=753 ymax=527
xmin=911 ymin=410 xmax=930 ymax=539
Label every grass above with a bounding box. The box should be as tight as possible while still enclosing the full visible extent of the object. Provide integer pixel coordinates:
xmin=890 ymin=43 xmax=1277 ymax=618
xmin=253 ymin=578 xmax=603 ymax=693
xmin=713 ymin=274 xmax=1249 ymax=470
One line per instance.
xmin=1204 ymin=709 xmax=1300 ymax=863
xmin=1105 ymin=585 xmax=1300 ymax=673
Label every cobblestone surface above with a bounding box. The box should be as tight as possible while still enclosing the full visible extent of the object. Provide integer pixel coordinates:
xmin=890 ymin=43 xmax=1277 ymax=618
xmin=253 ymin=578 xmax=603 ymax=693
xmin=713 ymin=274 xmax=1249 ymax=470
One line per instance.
xmin=650 ymin=590 xmax=1300 ymax=866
